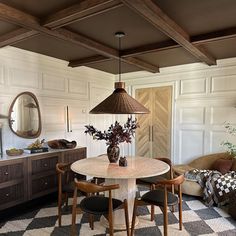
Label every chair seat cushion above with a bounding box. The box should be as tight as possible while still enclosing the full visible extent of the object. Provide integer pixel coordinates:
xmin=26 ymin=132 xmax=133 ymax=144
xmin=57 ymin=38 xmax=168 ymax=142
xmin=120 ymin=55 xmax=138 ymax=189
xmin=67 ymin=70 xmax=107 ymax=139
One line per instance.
xmin=80 ymin=196 xmax=123 ymax=215
xmin=141 ymin=189 xmax=178 ymax=206
xmin=138 ymin=175 xmax=166 ymax=185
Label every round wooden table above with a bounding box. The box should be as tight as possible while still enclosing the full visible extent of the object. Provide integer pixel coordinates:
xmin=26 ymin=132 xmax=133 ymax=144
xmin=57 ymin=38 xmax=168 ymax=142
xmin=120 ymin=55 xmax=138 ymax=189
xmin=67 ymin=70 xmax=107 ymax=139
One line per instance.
xmin=71 ymin=155 xmax=170 ymax=229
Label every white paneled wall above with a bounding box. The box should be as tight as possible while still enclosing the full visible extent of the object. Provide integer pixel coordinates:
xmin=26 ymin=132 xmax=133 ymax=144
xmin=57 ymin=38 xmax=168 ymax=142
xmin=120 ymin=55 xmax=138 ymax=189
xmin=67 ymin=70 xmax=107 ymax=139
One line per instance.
xmin=0 ymin=47 xmax=114 ymax=157
xmin=1 ymin=46 xmax=236 ymax=164
xmin=122 ymin=59 xmax=236 ymax=164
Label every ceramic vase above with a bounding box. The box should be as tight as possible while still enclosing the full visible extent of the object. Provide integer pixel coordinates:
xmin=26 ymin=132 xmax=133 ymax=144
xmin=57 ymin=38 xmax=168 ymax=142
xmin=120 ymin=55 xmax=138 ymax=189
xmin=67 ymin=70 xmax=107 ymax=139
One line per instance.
xmin=107 ymin=145 xmax=120 ymax=163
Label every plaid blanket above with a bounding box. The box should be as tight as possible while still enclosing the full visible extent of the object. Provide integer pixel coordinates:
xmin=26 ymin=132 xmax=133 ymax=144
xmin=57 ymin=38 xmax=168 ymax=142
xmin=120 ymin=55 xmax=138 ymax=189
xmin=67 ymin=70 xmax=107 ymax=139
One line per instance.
xmin=185 ymin=169 xmax=236 ymax=206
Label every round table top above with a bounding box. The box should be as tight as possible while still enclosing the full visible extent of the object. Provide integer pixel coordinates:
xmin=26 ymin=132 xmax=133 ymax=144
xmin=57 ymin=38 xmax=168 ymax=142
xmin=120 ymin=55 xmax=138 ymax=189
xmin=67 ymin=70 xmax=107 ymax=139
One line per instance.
xmin=71 ymin=155 xmax=170 ymax=179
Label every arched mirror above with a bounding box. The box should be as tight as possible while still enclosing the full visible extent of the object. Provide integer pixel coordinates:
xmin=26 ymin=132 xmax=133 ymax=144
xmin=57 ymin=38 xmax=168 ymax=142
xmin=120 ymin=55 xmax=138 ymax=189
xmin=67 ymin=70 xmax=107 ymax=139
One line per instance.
xmin=9 ymin=92 xmax=41 ymax=139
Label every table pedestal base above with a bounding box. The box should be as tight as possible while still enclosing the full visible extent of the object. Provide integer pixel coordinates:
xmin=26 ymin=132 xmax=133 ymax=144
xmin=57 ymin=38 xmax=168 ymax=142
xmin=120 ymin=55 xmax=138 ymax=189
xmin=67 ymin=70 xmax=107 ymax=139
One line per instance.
xmin=101 ymin=178 xmax=138 ymax=230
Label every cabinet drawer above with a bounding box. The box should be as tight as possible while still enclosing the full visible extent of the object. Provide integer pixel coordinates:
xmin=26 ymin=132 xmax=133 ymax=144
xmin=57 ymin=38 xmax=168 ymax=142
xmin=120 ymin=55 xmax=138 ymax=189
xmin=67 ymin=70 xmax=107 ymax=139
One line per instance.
xmin=0 ymin=163 xmax=24 ymax=183
xmin=31 ymin=156 xmax=58 ymax=174
xmin=0 ymin=183 xmax=24 ymax=205
xmin=32 ymin=175 xmax=57 ymax=195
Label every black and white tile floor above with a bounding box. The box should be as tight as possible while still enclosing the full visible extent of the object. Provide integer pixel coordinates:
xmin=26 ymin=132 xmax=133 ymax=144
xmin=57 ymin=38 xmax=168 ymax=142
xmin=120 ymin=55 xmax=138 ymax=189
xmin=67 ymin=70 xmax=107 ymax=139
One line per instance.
xmin=0 ymin=188 xmax=235 ymax=236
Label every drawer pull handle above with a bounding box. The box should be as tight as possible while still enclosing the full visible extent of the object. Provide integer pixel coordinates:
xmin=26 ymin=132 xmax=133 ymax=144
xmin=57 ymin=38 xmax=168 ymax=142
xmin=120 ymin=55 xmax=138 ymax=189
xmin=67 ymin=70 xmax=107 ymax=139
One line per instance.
xmin=5 ymin=172 xmax=8 ymax=175
xmin=44 ymin=164 xmax=48 ymax=167
xmin=44 ymin=182 xmax=48 ymax=185
xmin=6 ymin=193 xmax=9 ymax=197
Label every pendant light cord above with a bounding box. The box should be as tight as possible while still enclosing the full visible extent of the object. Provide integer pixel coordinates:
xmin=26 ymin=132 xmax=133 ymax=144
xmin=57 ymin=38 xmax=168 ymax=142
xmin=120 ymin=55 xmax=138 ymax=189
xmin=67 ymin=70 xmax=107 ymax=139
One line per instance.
xmin=119 ymin=36 xmax=121 ymax=82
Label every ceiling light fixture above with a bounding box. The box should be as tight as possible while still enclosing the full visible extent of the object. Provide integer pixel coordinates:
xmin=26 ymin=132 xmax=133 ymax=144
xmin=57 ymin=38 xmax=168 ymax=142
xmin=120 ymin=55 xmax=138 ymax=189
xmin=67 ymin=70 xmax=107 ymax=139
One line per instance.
xmin=89 ymin=32 xmax=150 ymax=114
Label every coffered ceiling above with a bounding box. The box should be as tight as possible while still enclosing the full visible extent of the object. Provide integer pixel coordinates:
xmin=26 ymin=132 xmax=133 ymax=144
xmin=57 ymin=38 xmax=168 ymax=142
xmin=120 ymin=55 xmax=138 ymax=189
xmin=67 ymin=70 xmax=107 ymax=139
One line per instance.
xmin=0 ymin=0 xmax=236 ymax=74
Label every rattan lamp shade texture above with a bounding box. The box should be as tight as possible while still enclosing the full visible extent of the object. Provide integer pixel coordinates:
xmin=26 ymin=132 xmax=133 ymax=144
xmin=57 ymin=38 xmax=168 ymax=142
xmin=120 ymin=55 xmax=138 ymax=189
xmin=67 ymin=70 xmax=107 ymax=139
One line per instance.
xmin=89 ymin=82 xmax=150 ymax=114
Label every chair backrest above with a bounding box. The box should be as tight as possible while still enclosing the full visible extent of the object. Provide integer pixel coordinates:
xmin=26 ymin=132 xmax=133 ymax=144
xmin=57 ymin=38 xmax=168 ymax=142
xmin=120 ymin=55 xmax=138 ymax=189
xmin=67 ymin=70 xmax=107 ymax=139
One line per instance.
xmin=56 ymin=162 xmax=71 ymax=174
xmin=157 ymin=174 xmax=184 ymax=185
xmin=56 ymin=162 xmax=74 ymax=190
xmin=157 ymin=175 xmax=185 ymax=198
xmin=74 ymin=178 xmax=119 ymax=195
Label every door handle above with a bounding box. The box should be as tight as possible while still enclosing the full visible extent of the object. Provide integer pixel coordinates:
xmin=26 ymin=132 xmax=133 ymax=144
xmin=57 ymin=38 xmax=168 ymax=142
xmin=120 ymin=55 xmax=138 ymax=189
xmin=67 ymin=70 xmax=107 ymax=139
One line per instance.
xmin=151 ymin=125 xmax=154 ymax=142
xmin=149 ymin=126 xmax=151 ymax=142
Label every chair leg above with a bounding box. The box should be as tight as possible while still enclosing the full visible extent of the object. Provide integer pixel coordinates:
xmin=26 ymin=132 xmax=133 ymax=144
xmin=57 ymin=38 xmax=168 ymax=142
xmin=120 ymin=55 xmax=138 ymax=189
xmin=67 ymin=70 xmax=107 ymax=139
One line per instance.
xmin=72 ymin=188 xmax=77 ymax=227
xmin=179 ymin=199 xmax=183 ymax=230
xmin=163 ymin=206 xmax=168 ymax=236
xmin=58 ymin=192 xmax=62 ymax=227
xmin=108 ymin=210 xmax=113 ymax=236
xmin=123 ymin=199 xmax=130 ymax=236
xmin=151 ymin=184 xmax=155 ymax=221
xmin=131 ymin=199 xmax=138 ymax=236
xmin=89 ymin=214 xmax=94 ymax=230
xmin=65 ymin=192 xmax=69 ymax=207
xmin=151 ymin=205 xmax=155 ymax=221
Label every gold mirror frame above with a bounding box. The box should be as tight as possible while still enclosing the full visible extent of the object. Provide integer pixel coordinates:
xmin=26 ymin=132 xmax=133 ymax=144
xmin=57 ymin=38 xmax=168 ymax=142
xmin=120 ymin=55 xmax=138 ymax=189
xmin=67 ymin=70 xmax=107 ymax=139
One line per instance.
xmin=8 ymin=91 xmax=42 ymax=139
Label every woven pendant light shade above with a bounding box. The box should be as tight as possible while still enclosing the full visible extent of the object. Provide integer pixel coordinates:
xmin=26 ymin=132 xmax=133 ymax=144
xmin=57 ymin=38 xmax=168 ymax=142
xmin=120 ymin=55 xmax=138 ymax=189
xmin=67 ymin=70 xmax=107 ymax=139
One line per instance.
xmin=89 ymin=82 xmax=149 ymax=114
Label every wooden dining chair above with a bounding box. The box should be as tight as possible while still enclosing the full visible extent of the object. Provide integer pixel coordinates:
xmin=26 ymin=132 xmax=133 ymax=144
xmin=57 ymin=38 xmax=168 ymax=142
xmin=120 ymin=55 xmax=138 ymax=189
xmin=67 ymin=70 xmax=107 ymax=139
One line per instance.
xmin=56 ymin=161 xmax=106 ymax=227
xmin=56 ymin=163 xmax=77 ymax=226
xmin=136 ymin=157 xmax=174 ymax=220
xmin=71 ymin=179 xmax=130 ymax=236
xmin=131 ymin=175 xmax=184 ymax=236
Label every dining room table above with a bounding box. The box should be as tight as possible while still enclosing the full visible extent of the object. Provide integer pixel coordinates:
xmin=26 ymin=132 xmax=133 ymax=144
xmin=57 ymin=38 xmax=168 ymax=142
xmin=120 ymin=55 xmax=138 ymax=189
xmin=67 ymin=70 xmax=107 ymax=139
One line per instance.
xmin=71 ymin=155 xmax=170 ymax=230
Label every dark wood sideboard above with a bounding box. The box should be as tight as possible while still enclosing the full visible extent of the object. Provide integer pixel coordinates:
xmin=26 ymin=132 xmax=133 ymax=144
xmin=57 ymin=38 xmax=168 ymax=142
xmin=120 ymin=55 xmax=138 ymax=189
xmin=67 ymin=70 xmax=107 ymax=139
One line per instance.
xmin=0 ymin=147 xmax=86 ymax=211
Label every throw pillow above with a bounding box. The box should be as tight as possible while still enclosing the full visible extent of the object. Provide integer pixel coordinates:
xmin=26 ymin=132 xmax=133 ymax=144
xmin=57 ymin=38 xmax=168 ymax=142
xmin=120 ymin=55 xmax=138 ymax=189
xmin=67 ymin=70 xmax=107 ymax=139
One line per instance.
xmin=212 ymin=158 xmax=233 ymax=174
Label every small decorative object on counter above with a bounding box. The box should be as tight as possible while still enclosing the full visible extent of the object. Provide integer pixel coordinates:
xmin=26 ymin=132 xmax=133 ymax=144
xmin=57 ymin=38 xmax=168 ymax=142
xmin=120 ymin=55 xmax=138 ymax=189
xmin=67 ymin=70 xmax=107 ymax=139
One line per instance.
xmin=24 ymin=139 xmax=49 ymax=153
xmin=119 ymin=156 xmax=127 ymax=167
xmin=6 ymin=148 xmax=24 ymax=156
xmin=24 ymin=147 xmax=48 ymax=154
xmin=47 ymin=139 xmax=77 ymax=149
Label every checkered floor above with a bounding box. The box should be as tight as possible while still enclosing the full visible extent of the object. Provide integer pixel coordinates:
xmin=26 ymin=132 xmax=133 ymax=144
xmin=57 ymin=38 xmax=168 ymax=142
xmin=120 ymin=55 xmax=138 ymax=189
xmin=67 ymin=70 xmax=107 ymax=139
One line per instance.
xmin=0 ymin=187 xmax=235 ymax=236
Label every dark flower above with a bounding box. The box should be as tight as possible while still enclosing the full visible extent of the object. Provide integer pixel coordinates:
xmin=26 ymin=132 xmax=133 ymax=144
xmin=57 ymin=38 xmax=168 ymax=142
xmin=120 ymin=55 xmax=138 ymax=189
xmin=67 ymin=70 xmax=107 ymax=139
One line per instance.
xmin=85 ymin=117 xmax=139 ymax=146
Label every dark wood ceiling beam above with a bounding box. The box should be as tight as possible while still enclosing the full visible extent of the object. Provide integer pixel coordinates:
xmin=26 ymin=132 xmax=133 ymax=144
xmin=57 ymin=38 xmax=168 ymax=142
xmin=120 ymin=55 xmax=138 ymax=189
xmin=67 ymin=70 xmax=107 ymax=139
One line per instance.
xmin=43 ymin=0 xmax=123 ymax=29
xmin=0 ymin=28 xmax=38 ymax=47
xmin=54 ymin=28 xmax=120 ymax=57
xmin=0 ymin=3 xmax=40 ymax=29
xmin=0 ymin=3 xmax=159 ymax=73
xmin=69 ymin=54 xmax=159 ymax=72
xmin=122 ymin=57 xmax=159 ymax=72
xmin=191 ymin=26 xmax=236 ymax=44
xmin=123 ymin=27 xmax=236 ymax=57
xmin=68 ymin=55 xmax=110 ymax=67
xmin=121 ymin=40 xmax=178 ymax=57
xmin=121 ymin=0 xmax=216 ymax=65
